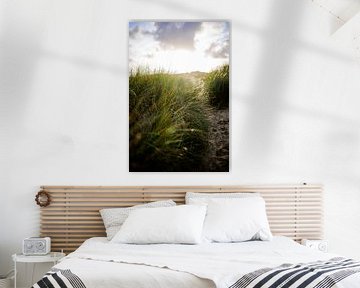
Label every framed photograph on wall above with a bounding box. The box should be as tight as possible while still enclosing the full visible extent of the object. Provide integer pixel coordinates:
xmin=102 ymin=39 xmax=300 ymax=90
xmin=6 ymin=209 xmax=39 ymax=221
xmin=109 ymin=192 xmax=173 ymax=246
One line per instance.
xmin=129 ymin=21 xmax=230 ymax=172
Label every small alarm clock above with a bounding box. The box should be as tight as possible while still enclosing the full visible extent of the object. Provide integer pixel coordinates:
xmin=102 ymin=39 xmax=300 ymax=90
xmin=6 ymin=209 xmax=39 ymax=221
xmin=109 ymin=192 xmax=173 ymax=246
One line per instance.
xmin=23 ymin=237 xmax=51 ymax=255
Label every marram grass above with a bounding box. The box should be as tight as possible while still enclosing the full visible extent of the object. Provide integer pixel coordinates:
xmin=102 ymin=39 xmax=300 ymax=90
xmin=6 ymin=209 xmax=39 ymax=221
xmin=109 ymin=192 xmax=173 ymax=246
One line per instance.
xmin=129 ymin=68 xmax=210 ymax=172
xmin=203 ymin=64 xmax=229 ymax=109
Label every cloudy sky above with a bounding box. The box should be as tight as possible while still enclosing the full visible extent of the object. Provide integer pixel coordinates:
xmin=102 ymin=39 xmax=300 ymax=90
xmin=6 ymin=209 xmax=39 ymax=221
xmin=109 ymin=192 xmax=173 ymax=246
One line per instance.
xmin=129 ymin=21 xmax=230 ymax=73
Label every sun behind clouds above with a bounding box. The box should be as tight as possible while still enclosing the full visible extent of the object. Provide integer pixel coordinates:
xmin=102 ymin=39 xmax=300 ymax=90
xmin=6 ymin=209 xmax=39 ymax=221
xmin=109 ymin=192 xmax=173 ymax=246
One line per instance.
xmin=129 ymin=21 xmax=230 ymax=73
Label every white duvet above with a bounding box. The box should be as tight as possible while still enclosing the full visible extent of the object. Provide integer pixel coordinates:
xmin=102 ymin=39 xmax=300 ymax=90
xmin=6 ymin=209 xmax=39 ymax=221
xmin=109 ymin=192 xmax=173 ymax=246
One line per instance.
xmin=53 ymin=237 xmax=360 ymax=288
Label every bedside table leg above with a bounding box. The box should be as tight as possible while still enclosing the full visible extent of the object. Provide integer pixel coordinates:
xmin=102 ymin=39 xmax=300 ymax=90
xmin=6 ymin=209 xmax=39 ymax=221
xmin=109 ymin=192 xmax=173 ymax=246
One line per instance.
xmin=31 ymin=263 xmax=35 ymax=286
xmin=14 ymin=259 xmax=16 ymax=288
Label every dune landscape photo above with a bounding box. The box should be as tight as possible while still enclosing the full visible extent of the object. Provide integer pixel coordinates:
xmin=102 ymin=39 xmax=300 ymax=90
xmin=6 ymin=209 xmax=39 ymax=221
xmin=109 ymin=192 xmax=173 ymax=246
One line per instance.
xmin=129 ymin=21 xmax=230 ymax=172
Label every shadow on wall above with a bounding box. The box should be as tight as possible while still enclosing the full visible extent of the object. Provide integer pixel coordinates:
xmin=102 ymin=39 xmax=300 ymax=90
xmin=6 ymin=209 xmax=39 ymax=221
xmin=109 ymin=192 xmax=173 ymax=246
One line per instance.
xmin=0 ymin=2 xmax=127 ymax=137
xmin=0 ymin=2 xmax=44 ymax=134
xmin=238 ymin=0 xmax=305 ymax=165
xmin=0 ymin=1 xmax=45 ymax=276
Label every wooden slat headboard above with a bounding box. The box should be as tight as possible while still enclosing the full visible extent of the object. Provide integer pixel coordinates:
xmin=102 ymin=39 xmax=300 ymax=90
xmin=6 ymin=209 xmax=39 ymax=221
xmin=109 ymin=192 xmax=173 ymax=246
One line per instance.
xmin=39 ymin=184 xmax=323 ymax=253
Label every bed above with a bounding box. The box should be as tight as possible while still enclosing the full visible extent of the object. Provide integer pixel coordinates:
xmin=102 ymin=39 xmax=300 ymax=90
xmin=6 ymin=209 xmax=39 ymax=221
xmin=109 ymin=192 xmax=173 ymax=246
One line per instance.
xmin=33 ymin=185 xmax=360 ymax=288
xmin=33 ymin=236 xmax=360 ymax=288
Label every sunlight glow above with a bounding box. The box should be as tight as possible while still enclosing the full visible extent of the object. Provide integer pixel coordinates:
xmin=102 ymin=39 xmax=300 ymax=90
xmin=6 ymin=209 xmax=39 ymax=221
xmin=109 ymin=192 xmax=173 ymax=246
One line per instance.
xmin=138 ymin=49 xmax=228 ymax=73
xmin=129 ymin=21 xmax=230 ymax=73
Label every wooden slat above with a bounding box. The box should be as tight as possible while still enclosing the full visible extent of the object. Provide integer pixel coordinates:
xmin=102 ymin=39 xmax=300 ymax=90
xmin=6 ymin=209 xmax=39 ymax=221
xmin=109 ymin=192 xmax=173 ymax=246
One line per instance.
xmin=41 ymin=231 xmax=104 ymax=234
xmin=42 ymin=186 xmax=294 ymax=189
xmin=39 ymin=184 xmax=323 ymax=253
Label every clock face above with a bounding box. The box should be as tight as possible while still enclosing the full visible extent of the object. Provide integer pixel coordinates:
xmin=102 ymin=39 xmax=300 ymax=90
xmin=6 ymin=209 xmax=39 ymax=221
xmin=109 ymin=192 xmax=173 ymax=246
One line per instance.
xmin=36 ymin=241 xmax=45 ymax=250
xmin=318 ymin=242 xmax=327 ymax=252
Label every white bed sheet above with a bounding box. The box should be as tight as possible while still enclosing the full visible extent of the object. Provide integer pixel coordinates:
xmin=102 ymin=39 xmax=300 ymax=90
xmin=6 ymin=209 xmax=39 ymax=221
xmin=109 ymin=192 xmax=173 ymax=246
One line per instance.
xmin=55 ymin=258 xmax=214 ymax=288
xmin=55 ymin=237 xmax=214 ymax=288
xmin=54 ymin=236 xmax=360 ymax=288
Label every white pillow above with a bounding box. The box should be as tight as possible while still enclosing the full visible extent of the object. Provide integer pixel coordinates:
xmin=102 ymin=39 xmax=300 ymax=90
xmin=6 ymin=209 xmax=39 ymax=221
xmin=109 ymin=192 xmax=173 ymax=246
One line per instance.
xmin=100 ymin=200 xmax=176 ymax=240
xmin=202 ymin=197 xmax=272 ymax=243
xmin=186 ymin=192 xmax=259 ymax=204
xmin=111 ymin=205 xmax=207 ymax=244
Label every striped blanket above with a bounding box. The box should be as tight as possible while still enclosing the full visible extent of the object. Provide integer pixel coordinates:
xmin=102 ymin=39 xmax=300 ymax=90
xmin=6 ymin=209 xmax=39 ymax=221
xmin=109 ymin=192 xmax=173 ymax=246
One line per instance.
xmin=32 ymin=268 xmax=86 ymax=288
xmin=32 ymin=258 xmax=360 ymax=288
xmin=230 ymin=258 xmax=360 ymax=288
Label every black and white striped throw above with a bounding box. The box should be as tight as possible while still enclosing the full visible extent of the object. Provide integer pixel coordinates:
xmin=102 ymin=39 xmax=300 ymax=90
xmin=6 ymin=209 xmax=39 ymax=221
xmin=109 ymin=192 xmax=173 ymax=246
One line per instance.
xmin=229 ymin=257 xmax=360 ymax=288
xmin=32 ymin=268 xmax=86 ymax=288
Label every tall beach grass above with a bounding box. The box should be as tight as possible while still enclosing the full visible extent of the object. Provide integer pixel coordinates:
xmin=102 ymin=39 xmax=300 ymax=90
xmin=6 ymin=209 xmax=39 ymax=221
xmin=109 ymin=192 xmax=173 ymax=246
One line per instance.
xmin=129 ymin=68 xmax=210 ymax=172
xmin=203 ymin=64 xmax=229 ymax=109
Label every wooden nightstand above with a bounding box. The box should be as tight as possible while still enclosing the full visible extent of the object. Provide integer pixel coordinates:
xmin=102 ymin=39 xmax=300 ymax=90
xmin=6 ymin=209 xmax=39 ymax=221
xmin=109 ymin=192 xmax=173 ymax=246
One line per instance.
xmin=12 ymin=252 xmax=65 ymax=288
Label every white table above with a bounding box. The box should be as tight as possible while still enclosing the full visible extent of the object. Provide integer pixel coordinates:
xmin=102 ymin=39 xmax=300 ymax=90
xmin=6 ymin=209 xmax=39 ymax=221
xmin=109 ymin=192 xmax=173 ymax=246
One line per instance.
xmin=12 ymin=252 xmax=65 ymax=288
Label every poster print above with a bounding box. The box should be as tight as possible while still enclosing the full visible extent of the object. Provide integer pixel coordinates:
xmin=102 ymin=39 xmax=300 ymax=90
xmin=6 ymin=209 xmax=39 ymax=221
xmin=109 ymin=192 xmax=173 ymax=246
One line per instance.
xmin=129 ymin=21 xmax=230 ymax=172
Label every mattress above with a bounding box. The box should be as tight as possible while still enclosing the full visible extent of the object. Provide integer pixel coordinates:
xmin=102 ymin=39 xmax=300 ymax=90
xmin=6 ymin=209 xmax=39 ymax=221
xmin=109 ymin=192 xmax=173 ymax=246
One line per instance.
xmin=35 ymin=237 xmax=360 ymax=288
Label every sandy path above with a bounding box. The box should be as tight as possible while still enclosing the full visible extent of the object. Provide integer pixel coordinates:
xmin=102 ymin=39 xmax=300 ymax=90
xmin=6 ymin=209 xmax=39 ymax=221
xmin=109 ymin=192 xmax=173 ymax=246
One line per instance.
xmin=206 ymin=108 xmax=229 ymax=172
xmin=179 ymin=72 xmax=229 ymax=172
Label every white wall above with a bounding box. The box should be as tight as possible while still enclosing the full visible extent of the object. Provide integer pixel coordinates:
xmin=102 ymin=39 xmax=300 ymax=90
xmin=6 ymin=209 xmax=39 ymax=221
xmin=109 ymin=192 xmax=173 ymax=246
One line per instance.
xmin=1 ymin=0 xmax=360 ymax=285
